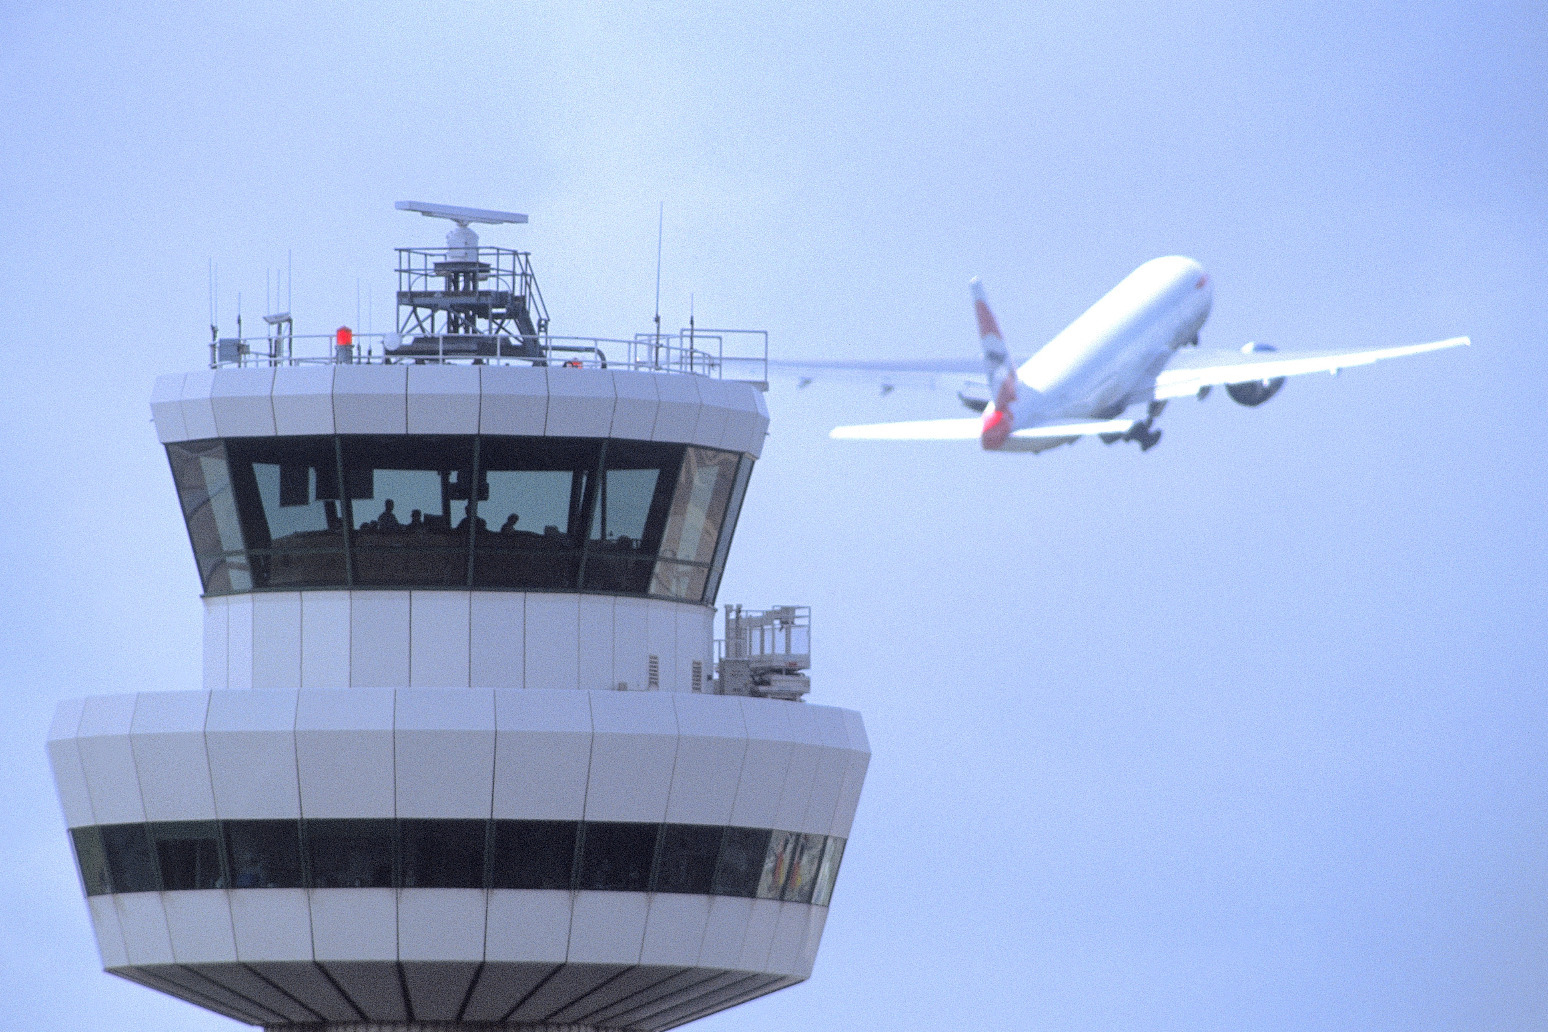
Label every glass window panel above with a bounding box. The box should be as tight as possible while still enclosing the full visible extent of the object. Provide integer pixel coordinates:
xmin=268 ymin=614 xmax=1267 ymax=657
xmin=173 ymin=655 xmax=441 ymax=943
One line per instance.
xmin=756 ymin=830 xmax=800 ymax=900
xmin=70 ymin=827 xmax=113 ymax=896
xmin=166 ymin=441 xmax=251 ymax=593
xmin=647 ymin=560 xmax=710 ymax=602
xmin=656 ymin=447 xmax=740 ymax=567
xmin=703 ymin=457 xmax=753 ymax=605
xmin=654 ymin=824 xmax=722 ymax=895
xmin=583 ymin=441 xmax=683 ymax=593
xmin=342 ymin=436 xmax=475 ymax=586
xmin=224 ymin=820 xmax=303 ymax=889
xmin=151 ymin=821 xmax=227 ymax=891
xmin=223 ymin=437 xmax=346 ymax=588
xmin=473 ymin=438 xmax=599 ymax=589
xmin=100 ymin=823 xmax=160 ymax=893
xmin=304 ymin=819 xmax=395 ymax=889
xmin=811 ymin=837 xmax=846 ymax=907
xmin=577 ymin=822 xmax=659 ymax=892
xmin=711 ymin=827 xmax=771 ymax=898
xmin=400 ymin=819 xmax=487 ymax=889
xmin=490 ymin=820 xmax=578 ymax=890
xmin=781 ymin=832 xmax=827 ymax=904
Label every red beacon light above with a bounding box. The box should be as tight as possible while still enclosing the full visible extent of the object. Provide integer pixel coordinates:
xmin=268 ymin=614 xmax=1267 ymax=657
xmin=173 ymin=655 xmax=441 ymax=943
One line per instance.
xmin=334 ymin=326 xmax=354 ymax=362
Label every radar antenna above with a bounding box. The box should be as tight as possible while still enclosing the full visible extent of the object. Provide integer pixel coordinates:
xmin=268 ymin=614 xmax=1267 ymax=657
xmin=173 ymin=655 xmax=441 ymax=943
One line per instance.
xmin=395 ymin=200 xmax=528 ymax=259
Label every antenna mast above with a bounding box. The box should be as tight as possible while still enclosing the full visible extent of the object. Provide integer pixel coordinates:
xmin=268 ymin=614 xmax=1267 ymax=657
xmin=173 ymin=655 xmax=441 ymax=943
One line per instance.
xmin=653 ymin=203 xmax=663 ymax=349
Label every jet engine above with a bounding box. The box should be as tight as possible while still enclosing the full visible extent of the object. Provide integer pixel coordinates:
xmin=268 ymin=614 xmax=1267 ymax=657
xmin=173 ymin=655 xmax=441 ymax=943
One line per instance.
xmin=1226 ymin=342 xmax=1285 ymax=407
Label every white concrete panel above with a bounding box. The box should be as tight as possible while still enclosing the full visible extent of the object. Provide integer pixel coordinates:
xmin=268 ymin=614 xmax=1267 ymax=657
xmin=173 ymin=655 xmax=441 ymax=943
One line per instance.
xmin=407 ymin=364 xmax=480 ymax=434
xmin=690 ymin=377 xmax=733 ymax=451
xmin=116 ymin=893 xmax=175 ymax=965
xmin=296 ymin=688 xmax=396 ymax=818
xmin=832 ymin=708 xmax=871 ymax=838
xmin=544 ymin=367 xmax=615 ymax=438
xmin=205 ymin=690 xmax=301 ymax=819
xmin=47 ymin=697 xmax=92 ymax=827
xmin=666 ymin=694 xmax=747 ymax=826
xmin=309 ymin=889 xmax=397 ymax=961
xmin=203 ymin=597 xmax=228 ymax=691
xmin=131 ymin=691 xmax=216 ymax=822
xmin=611 ymin=598 xmax=649 ymax=694
xmin=737 ymin=898 xmax=782 ymax=972
xmin=484 ymin=890 xmax=571 ymax=962
xmin=585 ymin=692 xmax=677 ymax=822
xmin=351 ymin=591 xmax=410 ymax=688
xmin=610 ymin=370 xmax=659 ymax=440
xmin=470 ymin=592 xmax=523 ymax=689
xmin=718 ymin=381 xmax=765 ymax=455
xmin=300 ymin=591 xmax=351 ymax=689
xmin=675 ymin=606 xmax=711 ymax=697
xmin=409 ymin=591 xmax=470 ymax=688
xmin=493 ymin=690 xmax=592 ymax=820
xmin=645 ymin=601 xmax=677 ymax=692
xmin=766 ymin=903 xmax=810 ymax=977
xmin=729 ymin=698 xmax=796 ymax=830
xmin=651 ymin=374 xmax=701 ymax=444
xmin=88 ymin=895 xmax=129 ymax=969
xmin=151 ymin=373 xmax=189 ymax=443
xmin=577 ymin=596 xmax=614 ymax=692
xmin=164 ymin=890 xmax=238 ymax=963
xmin=697 ymin=896 xmax=753 ymax=969
xmin=180 ymin=369 xmax=218 ymax=441
xmin=524 ymin=594 xmax=578 ymax=691
xmin=306 ymin=891 xmax=396 ymax=965
xmin=640 ymin=894 xmax=711 ymax=967
xmin=230 ymin=889 xmax=313 ymax=961
xmin=77 ymin=694 xmax=144 ymax=825
xmin=252 ymin=592 xmax=302 ymax=690
xmin=479 ymin=365 xmax=547 ymax=436
xmin=395 ymin=689 xmax=495 ymax=819
xmin=567 ymin=892 xmax=648 ymax=964
xmin=773 ymin=703 xmax=822 ymax=832
xmin=210 ymin=367 xmax=278 ymax=437
xmin=398 ymin=889 xmax=486 ymax=961
xmin=748 ymin=386 xmax=770 ymax=458
xmin=333 ymin=364 xmax=407 ymax=434
xmin=271 ymin=365 xmax=337 ymax=436
xmin=226 ymin=594 xmax=253 ymax=690
xmin=798 ymin=705 xmax=852 ymax=836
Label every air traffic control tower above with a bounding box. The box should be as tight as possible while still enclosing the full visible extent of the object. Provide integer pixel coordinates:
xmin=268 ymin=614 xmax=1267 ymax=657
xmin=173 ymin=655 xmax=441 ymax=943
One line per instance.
xmin=46 ymin=203 xmax=869 ymax=1030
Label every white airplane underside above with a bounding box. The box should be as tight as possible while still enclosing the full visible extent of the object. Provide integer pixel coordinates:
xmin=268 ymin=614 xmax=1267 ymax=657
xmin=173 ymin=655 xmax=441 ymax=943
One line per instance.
xmin=793 ymin=256 xmax=1468 ymax=454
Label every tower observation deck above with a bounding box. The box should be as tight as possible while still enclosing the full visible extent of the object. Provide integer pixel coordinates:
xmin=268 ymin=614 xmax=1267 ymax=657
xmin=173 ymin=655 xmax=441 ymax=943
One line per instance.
xmin=47 ymin=205 xmax=868 ymax=1031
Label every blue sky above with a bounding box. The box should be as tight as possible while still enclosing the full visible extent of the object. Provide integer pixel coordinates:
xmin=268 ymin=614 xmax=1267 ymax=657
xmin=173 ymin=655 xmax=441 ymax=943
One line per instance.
xmin=1 ymin=3 xmax=1544 ymax=1029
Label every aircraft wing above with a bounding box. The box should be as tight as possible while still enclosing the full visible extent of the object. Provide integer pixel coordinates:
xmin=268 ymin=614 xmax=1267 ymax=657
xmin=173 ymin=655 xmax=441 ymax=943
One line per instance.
xmin=830 ymin=416 xmax=1134 ymax=442
xmin=1153 ymin=336 xmax=1470 ymax=400
xmin=768 ymin=357 xmax=984 ymax=391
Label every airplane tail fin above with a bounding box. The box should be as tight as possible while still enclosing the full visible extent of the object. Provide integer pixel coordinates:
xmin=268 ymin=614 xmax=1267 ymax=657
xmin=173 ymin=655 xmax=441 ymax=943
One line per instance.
xmin=971 ymin=278 xmax=1020 ymax=448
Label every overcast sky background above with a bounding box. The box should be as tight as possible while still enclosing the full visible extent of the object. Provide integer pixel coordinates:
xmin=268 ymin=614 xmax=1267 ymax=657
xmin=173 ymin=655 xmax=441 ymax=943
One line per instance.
xmin=1 ymin=3 xmax=1545 ymax=1029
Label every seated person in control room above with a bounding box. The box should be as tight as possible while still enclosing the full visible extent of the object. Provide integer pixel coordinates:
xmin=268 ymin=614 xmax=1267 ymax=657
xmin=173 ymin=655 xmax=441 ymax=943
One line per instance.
xmin=376 ymin=498 xmax=400 ymax=530
xmin=500 ymin=513 xmax=520 ymax=535
xmin=408 ymin=509 xmax=424 ymax=533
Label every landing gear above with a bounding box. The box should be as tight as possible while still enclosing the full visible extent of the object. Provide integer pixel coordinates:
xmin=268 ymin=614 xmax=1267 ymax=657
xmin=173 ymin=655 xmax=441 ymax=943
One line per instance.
xmin=1122 ymin=417 xmax=1163 ymax=451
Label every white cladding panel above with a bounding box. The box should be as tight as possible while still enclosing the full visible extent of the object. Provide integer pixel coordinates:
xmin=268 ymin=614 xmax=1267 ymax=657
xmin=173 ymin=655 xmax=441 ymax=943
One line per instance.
xmin=130 ymin=691 xmax=216 ymax=822
xmin=229 ymin=889 xmax=313 ymax=961
xmin=640 ymin=893 xmax=711 ymax=968
xmin=646 ymin=602 xmax=677 ymax=692
xmin=205 ymin=690 xmax=301 ymax=819
xmin=697 ymin=895 xmax=753 ymax=969
xmin=300 ymin=591 xmax=351 ymax=688
xmin=485 ymin=890 xmax=572 ymax=962
xmin=577 ymin=596 xmax=614 ymax=692
xmin=611 ymin=598 xmax=649 ymax=693
xmin=164 ymin=890 xmax=238 ymax=964
xmin=479 ymin=365 xmax=548 ymax=436
xmin=395 ymin=688 xmax=495 ymax=819
xmin=210 ymin=367 xmax=278 ymax=437
xmin=718 ymin=380 xmax=766 ymax=456
xmin=179 ymin=370 xmax=219 ymax=441
xmin=651 ymin=374 xmax=701 ymax=444
xmin=116 ymin=892 xmax=176 ymax=965
xmin=225 ymin=594 xmax=254 ymax=690
xmin=544 ymin=368 xmax=615 ymax=438
xmin=493 ymin=689 xmax=592 ymax=820
xmin=610 ymin=370 xmax=660 ymax=440
xmin=832 ymin=707 xmax=872 ymax=837
xmin=568 ymin=891 xmax=648 ymax=964
xmin=203 ymin=597 xmax=228 ymax=691
xmin=398 ymin=889 xmax=486 ymax=961
xmin=585 ymin=692 xmax=678 ymax=822
xmin=524 ymin=594 xmax=579 ymax=691
xmin=76 ymin=694 xmax=144 ymax=825
xmin=409 ymin=591 xmax=471 ymax=688
xmin=690 ymin=377 xmax=734 ymax=452
xmin=407 ymin=364 xmax=480 ymax=434
xmin=350 ymin=591 xmax=411 ymax=687
xmin=295 ymin=688 xmax=395 ymax=819
xmin=88 ymin=895 xmax=130 ymax=969
xmin=768 ymin=902 xmax=815 ymax=977
xmin=470 ymin=592 xmax=524 ymax=689
xmin=310 ymin=889 xmax=397 ymax=961
xmin=796 ymin=904 xmax=829 ymax=977
xmin=773 ymin=703 xmax=823 ymax=833
xmin=666 ymin=693 xmax=748 ymax=826
xmin=800 ymin=704 xmax=852 ymax=836
xmin=252 ymin=592 xmax=302 ymax=690
xmin=47 ymin=697 xmax=92 ymax=828
xmin=271 ymin=365 xmax=336 ymax=436
xmin=333 ymin=365 xmax=408 ymax=435
xmin=150 ymin=373 xmax=189 ymax=443
xmin=738 ymin=898 xmax=782 ymax=972
xmin=729 ymin=698 xmax=796 ymax=830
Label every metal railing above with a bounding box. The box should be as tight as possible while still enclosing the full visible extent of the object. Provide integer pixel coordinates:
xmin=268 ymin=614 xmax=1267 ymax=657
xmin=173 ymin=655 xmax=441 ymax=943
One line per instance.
xmin=206 ymin=327 xmax=769 ymax=385
xmin=715 ymin=605 xmax=812 ymax=701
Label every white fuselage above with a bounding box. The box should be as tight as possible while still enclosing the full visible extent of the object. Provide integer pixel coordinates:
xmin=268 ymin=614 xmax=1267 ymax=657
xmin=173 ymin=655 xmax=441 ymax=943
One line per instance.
xmin=1013 ymin=256 xmax=1214 ymax=424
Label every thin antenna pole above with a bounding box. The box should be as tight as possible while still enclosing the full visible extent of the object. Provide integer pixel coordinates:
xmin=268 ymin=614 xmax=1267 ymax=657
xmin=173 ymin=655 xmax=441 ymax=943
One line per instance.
xmin=208 ymin=260 xmax=216 ymax=340
xmin=356 ymin=278 xmax=361 ymax=331
xmin=653 ymin=202 xmax=663 ymax=350
xmin=287 ymin=250 xmax=292 ymax=312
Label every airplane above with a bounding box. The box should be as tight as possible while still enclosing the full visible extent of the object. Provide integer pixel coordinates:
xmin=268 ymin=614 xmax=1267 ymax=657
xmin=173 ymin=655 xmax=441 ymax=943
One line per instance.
xmin=800 ymin=256 xmax=1467 ymax=453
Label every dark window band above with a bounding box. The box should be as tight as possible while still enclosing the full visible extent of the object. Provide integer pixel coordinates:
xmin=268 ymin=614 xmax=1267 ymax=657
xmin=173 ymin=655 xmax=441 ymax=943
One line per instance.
xmin=165 ymin=436 xmax=750 ymax=605
xmin=70 ymin=819 xmax=845 ymax=907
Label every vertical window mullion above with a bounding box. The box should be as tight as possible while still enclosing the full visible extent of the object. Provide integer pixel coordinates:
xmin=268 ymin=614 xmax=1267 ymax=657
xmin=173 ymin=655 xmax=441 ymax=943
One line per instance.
xmin=336 ymin=436 xmax=353 ymax=587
